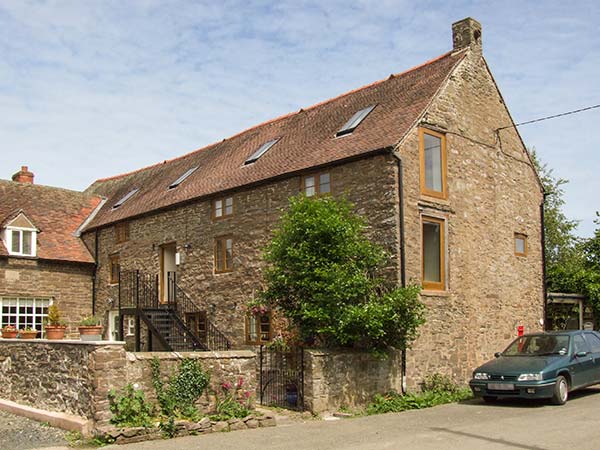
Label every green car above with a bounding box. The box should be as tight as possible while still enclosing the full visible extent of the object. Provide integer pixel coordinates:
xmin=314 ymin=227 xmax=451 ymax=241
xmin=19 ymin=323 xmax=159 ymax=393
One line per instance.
xmin=470 ymin=330 xmax=600 ymax=405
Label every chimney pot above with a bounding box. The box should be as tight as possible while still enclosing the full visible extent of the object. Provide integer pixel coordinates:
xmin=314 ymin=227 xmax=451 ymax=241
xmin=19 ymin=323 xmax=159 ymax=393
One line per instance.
xmin=452 ymin=17 xmax=482 ymax=53
xmin=12 ymin=166 xmax=34 ymax=184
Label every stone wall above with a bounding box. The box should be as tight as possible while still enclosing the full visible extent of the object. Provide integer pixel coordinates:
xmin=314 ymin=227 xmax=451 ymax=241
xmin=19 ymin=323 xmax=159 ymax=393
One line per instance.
xmin=303 ymin=349 xmax=402 ymax=413
xmin=0 ymin=258 xmax=94 ymax=338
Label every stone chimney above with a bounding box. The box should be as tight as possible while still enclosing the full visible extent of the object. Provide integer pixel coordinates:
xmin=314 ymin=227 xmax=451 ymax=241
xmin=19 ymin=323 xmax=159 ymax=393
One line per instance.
xmin=12 ymin=166 xmax=34 ymax=184
xmin=452 ymin=17 xmax=482 ymax=53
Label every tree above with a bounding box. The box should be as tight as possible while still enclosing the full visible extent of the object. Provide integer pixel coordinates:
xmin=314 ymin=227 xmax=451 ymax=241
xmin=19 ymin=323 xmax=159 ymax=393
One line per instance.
xmin=261 ymin=195 xmax=425 ymax=351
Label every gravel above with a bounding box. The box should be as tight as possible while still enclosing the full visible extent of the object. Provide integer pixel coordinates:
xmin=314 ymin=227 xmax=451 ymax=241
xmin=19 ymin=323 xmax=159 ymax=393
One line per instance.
xmin=0 ymin=410 xmax=68 ymax=450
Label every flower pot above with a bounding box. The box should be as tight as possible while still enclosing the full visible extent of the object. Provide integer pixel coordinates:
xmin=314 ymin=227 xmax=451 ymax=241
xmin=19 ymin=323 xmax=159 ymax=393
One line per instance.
xmin=1 ymin=329 xmax=18 ymax=339
xmin=45 ymin=325 xmax=67 ymax=340
xmin=78 ymin=325 xmax=103 ymax=341
xmin=19 ymin=330 xmax=38 ymax=339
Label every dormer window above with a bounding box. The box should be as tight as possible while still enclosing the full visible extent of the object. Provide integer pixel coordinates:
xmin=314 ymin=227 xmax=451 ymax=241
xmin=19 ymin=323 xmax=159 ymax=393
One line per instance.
xmin=3 ymin=212 xmax=37 ymax=257
xmin=336 ymin=105 xmax=376 ymax=137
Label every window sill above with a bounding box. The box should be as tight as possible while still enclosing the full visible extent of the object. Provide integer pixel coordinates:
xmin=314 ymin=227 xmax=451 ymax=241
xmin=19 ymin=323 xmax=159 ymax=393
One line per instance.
xmin=420 ymin=289 xmax=451 ymax=297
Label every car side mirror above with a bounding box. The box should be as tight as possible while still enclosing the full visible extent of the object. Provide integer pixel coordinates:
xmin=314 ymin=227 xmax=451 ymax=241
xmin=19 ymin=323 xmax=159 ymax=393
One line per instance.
xmin=576 ymin=351 xmax=588 ymax=358
xmin=494 ymin=352 xmax=502 ymax=358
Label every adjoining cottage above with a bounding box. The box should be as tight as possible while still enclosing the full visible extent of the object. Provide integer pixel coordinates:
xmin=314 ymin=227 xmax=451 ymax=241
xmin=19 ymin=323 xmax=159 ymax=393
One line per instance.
xmin=75 ymin=17 xmax=544 ymax=385
xmin=0 ymin=167 xmax=103 ymax=338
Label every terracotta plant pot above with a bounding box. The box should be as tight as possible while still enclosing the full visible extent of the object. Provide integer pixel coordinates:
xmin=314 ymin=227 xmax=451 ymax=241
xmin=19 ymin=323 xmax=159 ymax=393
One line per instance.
xmin=1 ymin=329 xmax=18 ymax=339
xmin=78 ymin=326 xmax=103 ymax=341
xmin=45 ymin=325 xmax=67 ymax=340
xmin=19 ymin=330 xmax=39 ymax=339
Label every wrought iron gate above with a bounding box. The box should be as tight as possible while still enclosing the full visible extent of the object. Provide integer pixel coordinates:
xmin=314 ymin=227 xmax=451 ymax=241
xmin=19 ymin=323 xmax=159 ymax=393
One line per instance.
xmin=259 ymin=346 xmax=304 ymax=410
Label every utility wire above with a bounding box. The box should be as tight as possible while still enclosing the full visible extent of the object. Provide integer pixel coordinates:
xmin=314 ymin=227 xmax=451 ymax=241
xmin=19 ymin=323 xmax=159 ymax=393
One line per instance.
xmin=496 ymin=103 xmax=600 ymax=131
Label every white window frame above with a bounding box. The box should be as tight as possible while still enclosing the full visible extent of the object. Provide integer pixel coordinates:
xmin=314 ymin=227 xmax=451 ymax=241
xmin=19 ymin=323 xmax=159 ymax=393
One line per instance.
xmin=4 ymin=226 xmax=37 ymax=257
xmin=0 ymin=297 xmax=50 ymax=336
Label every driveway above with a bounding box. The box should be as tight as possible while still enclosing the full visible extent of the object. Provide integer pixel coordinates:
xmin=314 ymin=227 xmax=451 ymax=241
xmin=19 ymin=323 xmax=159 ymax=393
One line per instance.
xmin=98 ymin=388 xmax=600 ymax=450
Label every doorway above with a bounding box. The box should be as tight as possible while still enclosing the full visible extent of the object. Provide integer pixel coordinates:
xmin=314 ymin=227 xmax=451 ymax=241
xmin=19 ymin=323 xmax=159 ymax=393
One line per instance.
xmin=160 ymin=243 xmax=177 ymax=303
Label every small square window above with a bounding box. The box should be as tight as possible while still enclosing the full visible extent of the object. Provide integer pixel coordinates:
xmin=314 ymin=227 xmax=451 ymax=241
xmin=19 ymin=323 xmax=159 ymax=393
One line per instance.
xmin=212 ymin=196 xmax=233 ymax=220
xmin=515 ymin=233 xmax=527 ymax=256
xmin=302 ymin=172 xmax=331 ymax=197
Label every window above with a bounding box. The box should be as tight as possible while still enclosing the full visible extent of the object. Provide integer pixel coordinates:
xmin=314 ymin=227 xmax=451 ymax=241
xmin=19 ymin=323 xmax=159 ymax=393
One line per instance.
xmin=168 ymin=166 xmax=198 ymax=189
xmin=212 ymin=196 xmax=234 ymax=219
xmin=422 ymin=216 xmax=445 ymax=290
xmin=244 ymin=138 xmax=280 ymax=165
xmin=336 ymin=105 xmax=376 ymax=137
xmin=214 ymin=237 xmax=233 ymax=273
xmin=246 ymin=313 xmax=271 ymax=344
xmin=6 ymin=228 xmax=36 ymax=256
xmin=109 ymin=254 xmax=120 ymax=284
xmin=573 ymin=334 xmax=590 ymax=354
xmin=115 ymin=222 xmax=129 ymax=244
xmin=0 ymin=297 xmax=50 ymax=336
xmin=112 ymin=188 xmax=139 ymax=209
xmin=515 ymin=233 xmax=527 ymax=256
xmin=585 ymin=333 xmax=600 ymax=353
xmin=302 ymin=172 xmax=331 ymax=197
xmin=419 ymin=128 xmax=447 ymax=199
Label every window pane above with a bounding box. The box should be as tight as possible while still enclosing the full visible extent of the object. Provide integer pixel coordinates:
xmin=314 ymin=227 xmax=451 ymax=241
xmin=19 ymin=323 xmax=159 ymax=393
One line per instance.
xmin=22 ymin=231 xmax=32 ymax=255
xmin=225 ymin=239 xmax=233 ymax=269
xmin=423 ymin=221 xmax=441 ymax=283
xmin=225 ymin=197 xmax=233 ymax=215
xmin=11 ymin=230 xmax=20 ymax=253
xmin=216 ymin=241 xmax=224 ymax=270
xmin=319 ymin=173 xmax=330 ymax=194
xmin=214 ymin=199 xmax=223 ymax=217
xmin=424 ymin=133 xmax=442 ymax=192
xmin=248 ymin=316 xmax=258 ymax=342
xmin=260 ymin=315 xmax=270 ymax=341
xmin=305 ymin=176 xmax=315 ymax=197
xmin=515 ymin=236 xmax=525 ymax=254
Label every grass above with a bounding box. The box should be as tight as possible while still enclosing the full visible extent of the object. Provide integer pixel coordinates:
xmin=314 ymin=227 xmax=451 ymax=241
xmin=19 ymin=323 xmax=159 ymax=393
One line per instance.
xmin=365 ymin=388 xmax=473 ymax=415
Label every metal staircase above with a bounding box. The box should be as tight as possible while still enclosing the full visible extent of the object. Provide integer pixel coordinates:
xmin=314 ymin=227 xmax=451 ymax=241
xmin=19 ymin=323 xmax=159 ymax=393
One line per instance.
xmin=118 ymin=270 xmax=231 ymax=352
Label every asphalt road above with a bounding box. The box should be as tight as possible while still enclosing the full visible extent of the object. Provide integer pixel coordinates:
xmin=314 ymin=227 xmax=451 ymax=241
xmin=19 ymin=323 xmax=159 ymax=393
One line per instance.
xmin=96 ymin=387 xmax=600 ymax=450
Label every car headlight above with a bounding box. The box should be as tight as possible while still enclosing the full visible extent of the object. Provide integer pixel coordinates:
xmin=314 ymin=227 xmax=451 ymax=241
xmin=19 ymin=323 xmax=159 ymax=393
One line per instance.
xmin=518 ymin=373 xmax=543 ymax=381
xmin=474 ymin=372 xmax=490 ymax=380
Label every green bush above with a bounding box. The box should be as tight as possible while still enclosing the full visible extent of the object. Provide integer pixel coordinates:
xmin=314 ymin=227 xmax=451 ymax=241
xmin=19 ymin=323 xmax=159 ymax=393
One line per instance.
xmin=421 ymin=373 xmax=461 ymax=394
xmin=262 ymin=195 xmax=426 ymax=351
xmin=108 ymin=384 xmax=154 ymax=427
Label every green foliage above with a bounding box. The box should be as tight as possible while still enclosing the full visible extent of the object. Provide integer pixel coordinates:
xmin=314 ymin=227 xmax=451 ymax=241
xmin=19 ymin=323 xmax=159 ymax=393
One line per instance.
xmin=366 ymin=374 xmax=471 ymax=415
xmin=150 ymin=357 xmax=210 ymax=419
xmin=211 ymin=378 xmax=253 ymax=421
xmin=262 ymin=195 xmax=425 ymax=351
xmin=46 ymin=304 xmax=65 ymax=326
xmin=108 ymin=384 xmax=154 ymax=427
xmin=79 ymin=316 xmax=102 ymax=326
xmin=159 ymin=416 xmax=176 ymax=438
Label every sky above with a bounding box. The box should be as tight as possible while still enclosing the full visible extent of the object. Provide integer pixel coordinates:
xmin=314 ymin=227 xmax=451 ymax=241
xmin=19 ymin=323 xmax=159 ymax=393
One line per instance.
xmin=0 ymin=1 xmax=598 ymax=237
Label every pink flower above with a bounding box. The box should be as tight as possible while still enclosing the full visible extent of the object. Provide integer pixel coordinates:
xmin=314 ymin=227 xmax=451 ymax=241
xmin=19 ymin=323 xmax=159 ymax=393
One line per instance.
xmin=243 ymin=391 xmax=251 ymax=399
xmin=237 ymin=377 xmax=244 ymax=388
xmin=221 ymin=382 xmax=232 ymax=391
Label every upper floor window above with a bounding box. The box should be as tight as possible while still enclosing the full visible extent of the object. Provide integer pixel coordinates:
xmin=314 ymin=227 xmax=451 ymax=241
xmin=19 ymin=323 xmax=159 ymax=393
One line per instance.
xmin=212 ymin=196 xmax=233 ymax=219
xmin=336 ymin=105 xmax=376 ymax=137
xmin=115 ymin=222 xmax=129 ymax=244
xmin=3 ymin=213 xmax=37 ymax=257
xmin=168 ymin=166 xmax=198 ymax=189
xmin=422 ymin=216 xmax=445 ymax=291
xmin=419 ymin=128 xmax=447 ymax=199
xmin=302 ymin=172 xmax=331 ymax=197
xmin=112 ymin=188 xmax=139 ymax=209
xmin=214 ymin=237 xmax=233 ymax=273
xmin=244 ymin=138 xmax=280 ymax=165
xmin=515 ymin=233 xmax=527 ymax=256
xmin=109 ymin=254 xmax=120 ymax=284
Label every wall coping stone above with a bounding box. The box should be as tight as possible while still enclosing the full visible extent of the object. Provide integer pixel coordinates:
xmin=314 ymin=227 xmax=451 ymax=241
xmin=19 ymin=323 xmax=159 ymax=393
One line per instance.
xmin=126 ymin=350 xmax=256 ymax=360
xmin=305 ymin=348 xmax=401 ymax=357
xmin=0 ymin=338 xmax=125 ymax=346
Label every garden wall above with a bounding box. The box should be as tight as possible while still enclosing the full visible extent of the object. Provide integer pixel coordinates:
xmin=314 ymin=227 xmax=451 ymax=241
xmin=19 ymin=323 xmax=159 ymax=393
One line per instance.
xmin=303 ymin=349 xmax=403 ymax=412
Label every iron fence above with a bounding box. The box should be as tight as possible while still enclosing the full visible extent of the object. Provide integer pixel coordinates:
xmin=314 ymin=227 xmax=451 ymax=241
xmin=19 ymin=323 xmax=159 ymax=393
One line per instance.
xmin=259 ymin=346 xmax=304 ymax=410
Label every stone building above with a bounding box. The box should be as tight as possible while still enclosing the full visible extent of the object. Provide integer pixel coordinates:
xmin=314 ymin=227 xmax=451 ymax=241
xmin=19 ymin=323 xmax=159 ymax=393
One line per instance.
xmin=76 ymin=18 xmax=544 ymax=385
xmin=0 ymin=167 xmax=103 ymax=338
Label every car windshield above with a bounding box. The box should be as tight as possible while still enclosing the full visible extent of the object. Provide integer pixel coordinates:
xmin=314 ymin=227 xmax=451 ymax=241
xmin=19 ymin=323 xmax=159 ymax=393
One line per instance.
xmin=503 ymin=334 xmax=570 ymax=356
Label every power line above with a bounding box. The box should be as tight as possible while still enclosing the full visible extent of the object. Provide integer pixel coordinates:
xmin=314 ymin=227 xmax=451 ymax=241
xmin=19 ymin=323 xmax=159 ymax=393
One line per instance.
xmin=496 ymin=103 xmax=600 ymax=131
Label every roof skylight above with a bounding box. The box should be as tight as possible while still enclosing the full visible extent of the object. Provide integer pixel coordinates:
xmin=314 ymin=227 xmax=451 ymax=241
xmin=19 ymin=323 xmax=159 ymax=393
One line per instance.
xmin=168 ymin=166 xmax=198 ymax=189
xmin=244 ymin=138 xmax=280 ymax=165
xmin=112 ymin=189 xmax=139 ymax=209
xmin=336 ymin=105 xmax=376 ymax=137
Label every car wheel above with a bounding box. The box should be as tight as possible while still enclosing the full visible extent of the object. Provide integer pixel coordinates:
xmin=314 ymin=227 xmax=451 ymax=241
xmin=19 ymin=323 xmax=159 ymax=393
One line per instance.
xmin=482 ymin=396 xmax=497 ymax=403
xmin=551 ymin=376 xmax=569 ymax=405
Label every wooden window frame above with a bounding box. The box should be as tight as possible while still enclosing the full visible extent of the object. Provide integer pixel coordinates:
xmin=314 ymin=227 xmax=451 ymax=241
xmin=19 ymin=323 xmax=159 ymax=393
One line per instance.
xmin=211 ymin=196 xmax=234 ymax=220
xmin=109 ymin=254 xmax=120 ymax=284
xmin=214 ymin=236 xmax=233 ymax=273
xmin=514 ymin=233 xmax=528 ymax=257
xmin=419 ymin=127 xmax=448 ymax=200
xmin=301 ymin=172 xmax=331 ymax=197
xmin=245 ymin=312 xmax=272 ymax=345
xmin=115 ymin=222 xmax=129 ymax=244
xmin=421 ymin=216 xmax=446 ymax=291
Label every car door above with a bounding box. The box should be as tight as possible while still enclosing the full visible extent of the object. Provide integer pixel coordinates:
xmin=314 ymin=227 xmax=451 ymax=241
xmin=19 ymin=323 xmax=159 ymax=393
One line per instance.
xmin=583 ymin=332 xmax=600 ymax=384
xmin=570 ymin=333 xmax=595 ymax=388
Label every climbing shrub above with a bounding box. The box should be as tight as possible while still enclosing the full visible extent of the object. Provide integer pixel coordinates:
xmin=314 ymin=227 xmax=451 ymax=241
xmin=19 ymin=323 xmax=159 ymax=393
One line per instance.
xmin=108 ymin=383 xmax=154 ymax=427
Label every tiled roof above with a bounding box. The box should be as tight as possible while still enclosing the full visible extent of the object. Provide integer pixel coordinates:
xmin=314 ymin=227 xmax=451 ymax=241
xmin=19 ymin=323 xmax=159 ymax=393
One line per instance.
xmin=0 ymin=180 xmax=102 ymax=263
xmin=84 ymin=50 xmax=466 ymax=230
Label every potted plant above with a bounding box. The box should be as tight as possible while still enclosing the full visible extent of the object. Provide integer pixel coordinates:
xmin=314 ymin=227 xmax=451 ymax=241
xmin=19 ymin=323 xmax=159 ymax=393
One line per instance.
xmin=1 ymin=325 xmax=18 ymax=339
xmin=78 ymin=316 xmax=103 ymax=341
xmin=19 ymin=327 xmax=38 ymax=339
xmin=45 ymin=304 xmax=67 ymax=340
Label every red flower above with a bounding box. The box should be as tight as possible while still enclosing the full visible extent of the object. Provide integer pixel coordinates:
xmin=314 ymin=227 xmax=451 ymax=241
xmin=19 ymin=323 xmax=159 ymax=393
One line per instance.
xmin=237 ymin=377 xmax=244 ymax=388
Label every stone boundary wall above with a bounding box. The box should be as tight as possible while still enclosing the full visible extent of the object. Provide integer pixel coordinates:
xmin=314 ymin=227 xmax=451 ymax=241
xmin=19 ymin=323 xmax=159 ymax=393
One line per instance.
xmin=303 ymin=349 xmax=402 ymax=413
